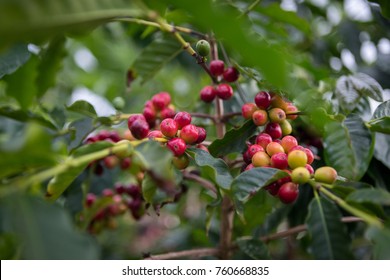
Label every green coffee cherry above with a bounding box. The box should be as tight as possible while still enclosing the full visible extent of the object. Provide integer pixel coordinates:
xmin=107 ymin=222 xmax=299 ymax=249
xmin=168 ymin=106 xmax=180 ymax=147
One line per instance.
xmin=113 ymin=96 xmax=125 ymax=110
xmin=196 ymin=40 xmax=210 ymax=57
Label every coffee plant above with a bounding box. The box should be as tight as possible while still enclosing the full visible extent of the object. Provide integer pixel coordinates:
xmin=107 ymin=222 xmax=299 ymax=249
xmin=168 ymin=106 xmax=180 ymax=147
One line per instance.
xmin=1 ymin=0 xmax=390 ymax=260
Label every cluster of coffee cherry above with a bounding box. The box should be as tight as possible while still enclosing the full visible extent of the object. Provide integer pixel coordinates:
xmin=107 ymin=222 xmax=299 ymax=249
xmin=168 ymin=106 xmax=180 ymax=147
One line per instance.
xmin=84 ymin=183 xmax=144 ymax=234
xmin=241 ymin=92 xmax=337 ymax=204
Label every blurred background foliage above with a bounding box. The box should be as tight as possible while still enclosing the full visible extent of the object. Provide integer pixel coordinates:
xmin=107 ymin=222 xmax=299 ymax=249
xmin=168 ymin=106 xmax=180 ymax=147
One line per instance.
xmin=0 ymin=0 xmax=390 ymax=260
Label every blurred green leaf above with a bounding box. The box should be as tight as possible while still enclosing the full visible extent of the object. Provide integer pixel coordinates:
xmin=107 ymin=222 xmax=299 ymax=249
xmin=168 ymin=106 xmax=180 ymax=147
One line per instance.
xmin=374 ymin=133 xmax=390 ymax=169
xmin=208 ymin=120 xmax=257 ymax=157
xmin=36 ymin=36 xmax=66 ymax=97
xmin=142 ymin=173 xmax=157 ymax=204
xmin=0 ymin=233 xmax=19 ymax=259
xmin=366 ymin=226 xmax=390 ymax=259
xmin=324 ymin=116 xmax=374 ymax=180
xmin=236 ymin=238 xmax=271 ymax=260
xmin=369 ymin=0 xmax=390 ymax=18
xmin=0 ymin=106 xmax=57 ymax=130
xmin=368 ymin=117 xmax=390 ymax=134
xmin=0 ymin=194 xmax=99 ymax=259
xmin=373 ymin=100 xmax=390 ymax=119
xmin=66 ymin=100 xmax=97 ymax=118
xmin=0 ymin=0 xmax=143 ymax=48
xmin=0 ymin=44 xmax=30 ymax=78
xmin=346 ymin=189 xmax=390 ymax=206
xmin=187 ymin=148 xmax=233 ymax=191
xmin=306 ymin=196 xmax=352 ymax=259
xmin=129 ymin=35 xmax=182 ymax=85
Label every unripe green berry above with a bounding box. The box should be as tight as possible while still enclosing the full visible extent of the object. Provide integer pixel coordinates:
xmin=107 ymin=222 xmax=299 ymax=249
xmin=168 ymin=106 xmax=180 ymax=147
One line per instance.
xmin=314 ymin=166 xmax=337 ymax=184
xmin=291 ymin=167 xmax=311 ymax=184
xmin=172 ymin=154 xmax=190 ymax=170
xmin=112 ymin=96 xmax=125 ymax=110
xmin=196 ymin=40 xmax=210 ymax=57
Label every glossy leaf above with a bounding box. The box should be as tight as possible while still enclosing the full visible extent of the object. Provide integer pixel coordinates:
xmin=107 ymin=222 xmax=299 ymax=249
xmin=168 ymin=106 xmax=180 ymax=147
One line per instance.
xmin=346 ymin=189 xmax=390 ymax=206
xmin=374 ymin=133 xmax=390 ymax=169
xmin=369 ymin=0 xmax=390 ymax=18
xmin=324 ymin=116 xmax=374 ymax=180
xmin=0 ymin=44 xmax=30 ymax=78
xmin=373 ymin=100 xmax=390 ymax=119
xmin=236 ymin=238 xmax=271 ymax=260
xmin=209 ymin=120 xmax=257 ymax=157
xmin=368 ymin=117 xmax=390 ymax=134
xmin=0 ymin=194 xmax=99 ymax=259
xmin=187 ymin=148 xmax=233 ymax=191
xmin=0 ymin=0 xmax=143 ymax=47
xmin=0 ymin=106 xmax=57 ymax=130
xmin=306 ymin=197 xmax=352 ymax=259
xmin=366 ymin=226 xmax=390 ymax=259
xmin=66 ymin=100 xmax=97 ymax=118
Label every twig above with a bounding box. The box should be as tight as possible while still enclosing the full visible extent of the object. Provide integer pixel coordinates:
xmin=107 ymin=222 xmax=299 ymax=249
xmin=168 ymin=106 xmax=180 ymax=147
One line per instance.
xmin=221 ymin=112 xmax=242 ymax=122
xmin=144 ymin=247 xmax=219 ymax=260
xmin=182 ymin=172 xmax=217 ymax=195
xmin=190 ymin=112 xmax=217 ymax=123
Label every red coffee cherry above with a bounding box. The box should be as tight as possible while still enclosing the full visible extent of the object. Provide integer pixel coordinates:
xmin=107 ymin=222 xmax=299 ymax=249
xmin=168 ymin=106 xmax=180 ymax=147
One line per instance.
xmin=200 ymin=86 xmax=217 ymax=103
xmin=254 ymin=91 xmax=271 ymax=110
xmin=143 ymin=106 xmax=156 ymax=124
xmin=160 ymin=118 xmax=178 ymax=138
xmin=286 ymin=104 xmax=299 ymax=120
xmin=266 ymin=142 xmax=285 ymax=156
xmin=304 ymin=148 xmax=315 ymax=164
xmin=160 ymin=106 xmax=176 ymax=119
xmin=265 ymin=122 xmax=282 ymax=139
xmin=209 ymin=60 xmax=225 ymax=76
xmin=247 ymin=144 xmax=264 ymax=158
xmin=103 ymin=155 xmax=119 ymax=169
xmin=265 ymin=182 xmax=281 ymax=196
xmin=195 ymin=127 xmax=207 ymax=144
xmin=180 ymin=124 xmax=199 ymax=144
xmin=278 ymin=182 xmax=299 ymax=204
xmin=167 ymin=138 xmax=187 ymax=156
xmin=216 ymin=84 xmax=233 ymax=100
xmin=174 ymin=111 xmax=192 ymax=129
xmin=305 ymin=164 xmax=314 ymax=174
xmin=223 ymin=66 xmax=239 ymax=82
xmin=129 ymin=119 xmax=149 ymax=140
xmin=127 ymin=114 xmax=146 ymax=129
xmin=252 ymin=109 xmax=268 ymax=126
xmin=152 ymin=92 xmax=171 ymax=110
xmin=281 ymin=135 xmax=298 ymax=153
xmin=120 ymin=158 xmax=132 ymax=170
xmin=255 ymin=133 xmax=273 ymax=149
xmin=241 ymin=103 xmax=258 ymax=119
xmin=86 ymin=193 xmax=96 ymax=207
xmin=270 ymin=152 xmax=288 ymax=169
xmin=147 ymin=130 xmax=164 ymax=139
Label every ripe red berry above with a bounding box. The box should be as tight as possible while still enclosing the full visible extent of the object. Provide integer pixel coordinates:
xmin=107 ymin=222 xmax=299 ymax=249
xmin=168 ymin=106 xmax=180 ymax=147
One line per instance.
xmin=304 ymin=148 xmax=314 ymax=164
xmin=266 ymin=142 xmax=285 ymax=156
xmin=152 ymin=92 xmax=171 ymax=110
xmin=241 ymin=103 xmax=258 ymax=119
xmin=243 ymin=149 xmax=252 ymax=164
xmin=270 ymin=152 xmax=288 ymax=169
xmin=247 ymin=144 xmax=264 ymax=158
xmin=265 ymin=182 xmax=281 ymax=196
xmin=281 ymin=135 xmax=298 ymax=153
xmin=286 ymin=104 xmax=299 ymax=120
xmin=86 ymin=193 xmax=96 ymax=207
xmin=180 ymin=124 xmax=199 ymax=144
xmin=196 ymin=144 xmax=209 ymax=152
xmin=195 ymin=127 xmax=207 ymax=144
xmin=160 ymin=106 xmax=176 ymax=119
xmin=265 ymin=122 xmax=282 ymax=139
xmin=160 ymin=118 xmax=178 ymax=138
xmin=127 ymin=114 xmax=146 ymax=129
xmin=200 ymin=86 xmax=217 ymax=103
xmin=305 ymin=164 xmax=314 ymax=174
xmin=114 ymin=183 xmax=126 ymax=194
xmin=129 ymin=119 xmax=150 ymax=140
xmin=97 ymin=130 xmax=110 ymax=141
xmin=120 ymin=157 xmax=132 ymax=170
xmin=167 ymin=138 xmax=187 ymax=156
xmin=102 ymin=188 xmax=114 ymax=197
xmin=223 ymin=66 xmax=239 ymax=82
xmin=245 ymin=163 xmax=255 ymax=171
xmin=216 ymin=83 xmax=233 ymax=100
xmin=174 ymin=111 xmax=192 ymax=129
xmin=255 ymin=133 xmax=273 ymax=149
xmin=143 ymin=106 xmax=156 ymax=124
xmin=278 ymin=182 xmax=299 ymax=204
xmin=209 ymin=60 xmax=225 ymax=76
xmin=108 ymin=131 xmax=121 ymax=143
xmin=252 ymin=109 xmax=268 ymax=126
xmin=103 ymin=155 xmax=119 ymax=169
xmin=147 ymin=130 xmax=164 ymax=139
xmin=254 ymin=91 xmax=271 ymax=110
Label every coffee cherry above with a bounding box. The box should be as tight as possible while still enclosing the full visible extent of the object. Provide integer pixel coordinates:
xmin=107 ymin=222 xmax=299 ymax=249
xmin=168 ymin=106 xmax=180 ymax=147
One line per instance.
xmin=266 ymin=142 xmax=285 ymax=156
xmin=160 ymin=106 xmax=176 ymax=120
xmin=174 ymin=111 xmax=192 ymax=129
xmin=125 ymin=184 xmax=141 ymax=199
xmin=195 ymin=127 xmax=207 ymax=144
xmin=265 ymin=182 xmax=281 ymax=196
xmin=270 ymin=152 xmax=288 ymax=169
xmin=291 ymin=167 xmax=311 ymax=184
xmin=278 ymin=182 xmax=299 ymax=204
xmin=245 ymin=163 xmax=255 ymax=171
xmin=147 ymin=130 xmax=164 ymax=139
xmin=254 ymin=91 xmax=271 ymax=110
xmin=209 ymin=60 xmax=225 ymax=76
xmin=252 ymin=109 xmax=268 ymax=126
xmin=103 ymin=155 xmax=119 ymax=169
xmin=265 ymin=122 xmax=282 ymax=139
xmin=304 ymin=148 xmax=314 ymax=164
xmin=290 ymin=145 xmax=306 ymax=153
xmin=252 ymin=151 xmax=271 ymax=167
xmin=196 ymin=144 xmax=209 ymax=152
xmin=281 ymin=136 xmax=298 ymax=153
xmin=127 ymin=114 xmax=146 ymax=129
xmin=280 ymin=119 xmax=292 ymax=136
xmin=247 ymin=144 xmax=264 ymax=158
xmin=286 ymin=104 xmax=299 ymax=120
xmin=152 ymin=92 xmax=171 ymax=110
xmin=86 ymin=193 xmax=96 ymax=207
xmin=196 ymin=40 xmax=211 ymax=57
xmin=255 ymin=133 xmax=273 ymax=149
xmin=167 ymin=138 xmax=187 ymax=156
xmin=142 ymin=106 xmax=157 ymax=126
xmin=288 ymin=150 xmax=308 ymax=169
xmin=172 ymin=154 xmax=190 ymax=170
xmin=270 ymin=94 xmax=288 ymax=111
xmin=129 ymin=119 xmax=150 ymax=140
xmin=108 ymin=131 xmax=121 ymax=143
xmin=200 ymin=85 xmax=217 ymax=103
xmin=268 ymin=108 xmax=286 ymax=124
xmin=241 ymin=103 xmax=258 ymax=119
xmin=243 ymin=149 xmax=252 ymax=164
xmin=102 ymin=188 xmax=114 ymax=197
xmin=223 ymin=67 xmax=239 ymax=83
xmin=112 ymin=96 xmax=125 ymax=110
xmin=160 ymin=118 xmax=178 ymax=138
xmin=180 ymin=124 xmax=199 ymax=144
xmin=120 ymin=157 xmax=132 ymax=170
xmin=305 ymin=164 xmax=314 ymax=174
xmin=216 ymin=83 xmax=233 ymax=100
xmin=123 ymin=130 xmax=135 ymax=141
xmin=94 ymin=163 xmax=104 ymax=176
xmin=314 ymin=166 xmax=337 ymax=184
xmin=277 ymin=171 xmax=292 ymax=185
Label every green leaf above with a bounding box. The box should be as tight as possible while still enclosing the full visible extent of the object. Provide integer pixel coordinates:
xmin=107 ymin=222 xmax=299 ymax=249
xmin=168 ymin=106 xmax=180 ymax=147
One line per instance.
xmin=187 ymin=148 xmax=233 ymax=191
xmin=36 ymin=36 xmax=66 ymax=97
xmin=3 ymin=55 xmax=38 ymax=110
xmin=0 ymin=194 xmax=99 ymax=259
xmin=66 ymin=100 xmax=97 ymax=118
xmin=332 ymin=181 xmax=372 ymax=198
xmin=374 ymin=133 xmax=390 ymax=169
xmin=373 ymin=100 xmax=390 ymax=119
xmin=0 ymin=44 xmax=30 ymax=78
xmin=324 ymin=116 xmax=374 ymax=180
xmin=335 ymin=73 xmax=383 ymax=113
xmin=346 ymin=189 xmax=390 ymax=206
xmin=0 ymin=233 xmax=19 ymax=259
xmin=0 ymin=0 xmax=143 ymax=48
xmin=306 ymin=197 xmax=352 ymax=259
xmin=236 ymin=238 xmax=271 ymax=260
xmin=368 ymin=117 xmax=390 ymax=134
xmin=142 ymin=173 xmax=157 ymax=204
xmin=0 ymin=106 xmax=57 ymax=130
xmin=129 ymin=35 xmax=182 ymax=85
xmin=366 ymin=226 xmax=390 ymax=259
xmin=368 ymin=0 xmax=390 ymax=18
xmin=208 ymin=120 xmax=257 ymax=157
